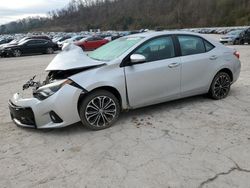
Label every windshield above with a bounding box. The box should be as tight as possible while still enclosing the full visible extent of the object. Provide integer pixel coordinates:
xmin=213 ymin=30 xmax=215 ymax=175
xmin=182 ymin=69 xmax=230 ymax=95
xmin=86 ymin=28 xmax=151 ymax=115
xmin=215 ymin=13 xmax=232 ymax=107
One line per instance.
xmin=10 ymin=39 xmax=18 ymax=44
xmin=18 ymin=40 xmax=28 ymax=45
xmin=88 ymin=37 xmax=143 ymax=61
xmin=227 ymin=30 xmax=243 ymax=36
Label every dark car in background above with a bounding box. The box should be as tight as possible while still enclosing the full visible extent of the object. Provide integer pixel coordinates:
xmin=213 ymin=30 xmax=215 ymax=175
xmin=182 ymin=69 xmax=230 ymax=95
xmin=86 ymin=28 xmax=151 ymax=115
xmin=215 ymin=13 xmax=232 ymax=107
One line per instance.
xmin=220 ymin=28 xmax=250 ymax=45
xmin=0 ymin=39 xmax=58 ymax=57
xmin=220 ymin=30 xmax=245 ymax=45
xmin=242 ymin=27 xmax=250 ymax=44
xmin=74 ymin=36 xmax=109 ymax=51
xmin=0 ymin=35 xmax=52 ymax=47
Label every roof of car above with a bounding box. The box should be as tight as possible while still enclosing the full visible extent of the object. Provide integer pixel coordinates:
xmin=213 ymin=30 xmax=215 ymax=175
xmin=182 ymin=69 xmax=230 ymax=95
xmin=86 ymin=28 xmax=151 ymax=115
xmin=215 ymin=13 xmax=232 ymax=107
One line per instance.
xmin=130 ymin=30 xmax=223 ymax=45
xmin=128 ymin=30 xmax=204 ymax=38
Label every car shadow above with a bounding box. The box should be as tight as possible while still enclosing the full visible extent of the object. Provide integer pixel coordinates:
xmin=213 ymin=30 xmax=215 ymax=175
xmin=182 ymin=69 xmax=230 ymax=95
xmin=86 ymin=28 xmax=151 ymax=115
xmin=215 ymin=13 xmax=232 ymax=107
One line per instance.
xmin=21 ymin=94 xmax=212 ymax=135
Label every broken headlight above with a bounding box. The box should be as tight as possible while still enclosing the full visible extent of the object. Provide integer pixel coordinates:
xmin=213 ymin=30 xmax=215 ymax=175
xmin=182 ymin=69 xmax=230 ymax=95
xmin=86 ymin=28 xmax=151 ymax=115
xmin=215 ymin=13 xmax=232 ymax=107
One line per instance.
xmin=33 ymin=79 xmax=72 ymax=100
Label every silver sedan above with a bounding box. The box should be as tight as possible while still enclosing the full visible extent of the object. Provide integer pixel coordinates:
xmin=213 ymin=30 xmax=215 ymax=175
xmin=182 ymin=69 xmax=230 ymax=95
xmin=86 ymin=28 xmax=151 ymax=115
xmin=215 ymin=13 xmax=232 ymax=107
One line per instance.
xmin=9 ymin=31 xmax=241 ymax=130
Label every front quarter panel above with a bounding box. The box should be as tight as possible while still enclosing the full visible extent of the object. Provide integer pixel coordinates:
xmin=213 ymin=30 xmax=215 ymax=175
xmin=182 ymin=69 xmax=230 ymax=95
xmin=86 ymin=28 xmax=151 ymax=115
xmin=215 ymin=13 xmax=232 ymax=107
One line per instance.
xmin=69 ymin=61 xmax=128 ymax=109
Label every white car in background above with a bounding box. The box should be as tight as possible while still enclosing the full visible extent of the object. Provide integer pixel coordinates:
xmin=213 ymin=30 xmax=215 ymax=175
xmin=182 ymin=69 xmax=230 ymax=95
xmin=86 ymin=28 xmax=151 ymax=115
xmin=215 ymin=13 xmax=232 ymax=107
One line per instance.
xmin=9 ymin=31 xmax=241 ymax=130
xmin=57 ymin=36 xmax=85 ymax=49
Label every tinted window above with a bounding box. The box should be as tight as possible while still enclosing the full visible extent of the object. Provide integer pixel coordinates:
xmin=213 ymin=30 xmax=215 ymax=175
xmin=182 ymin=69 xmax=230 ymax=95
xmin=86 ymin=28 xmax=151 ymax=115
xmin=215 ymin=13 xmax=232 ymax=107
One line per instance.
xmin=26 ymin=40 xmax=37 ymax=45
xmin=178 ymin=35 xmax=206 ymax=56
xmin=27 ymin=40 xmax=46 ymax=45
xmin=204 ymin=40 xmax=214 ymax=52
xmin=134 ymin=36 xmax=175 ymax=62
xmin=87 ymin=37 xmax=95 ymax=41
xmin=37 ymin=40 xmax=48 ymax=44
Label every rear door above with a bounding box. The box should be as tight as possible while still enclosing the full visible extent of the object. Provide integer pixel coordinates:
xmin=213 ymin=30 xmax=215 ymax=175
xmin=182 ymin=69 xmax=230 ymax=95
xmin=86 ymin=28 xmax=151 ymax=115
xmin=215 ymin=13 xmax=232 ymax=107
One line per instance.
xmin=85 ymin=37 xmax=98 ymax=50
xmin=25 ymin=40 xmax=46 ymax=54
xmin=92 ymin=37 xmax=104 ymax=49
xmin=125 ymin=36 xmax=181 ymax=108
xmin=22 ymin=40 xmax=37 ymax=54
xmin=177 ymin=35 xmax=216 ymax=96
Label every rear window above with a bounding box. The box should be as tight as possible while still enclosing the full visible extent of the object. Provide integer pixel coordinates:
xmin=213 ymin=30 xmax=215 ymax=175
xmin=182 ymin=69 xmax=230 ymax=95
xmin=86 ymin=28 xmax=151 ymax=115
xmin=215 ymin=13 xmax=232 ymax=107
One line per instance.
xmin=204 ymin=40 xmax=214 ymax=52
xmin=178 ymin=35 xmax=206 ymax=56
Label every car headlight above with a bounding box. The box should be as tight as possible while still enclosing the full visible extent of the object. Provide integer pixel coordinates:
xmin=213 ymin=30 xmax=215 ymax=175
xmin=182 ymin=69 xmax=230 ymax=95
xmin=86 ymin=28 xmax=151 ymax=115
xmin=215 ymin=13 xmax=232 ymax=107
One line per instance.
xmin=33 ymin=79 xmax=72 ymax=100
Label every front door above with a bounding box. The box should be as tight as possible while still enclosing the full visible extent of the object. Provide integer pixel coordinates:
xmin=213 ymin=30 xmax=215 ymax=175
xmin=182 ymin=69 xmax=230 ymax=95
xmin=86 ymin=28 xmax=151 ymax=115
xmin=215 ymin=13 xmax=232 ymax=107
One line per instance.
xmin=125 ymin=36 xmax=181 ymax=108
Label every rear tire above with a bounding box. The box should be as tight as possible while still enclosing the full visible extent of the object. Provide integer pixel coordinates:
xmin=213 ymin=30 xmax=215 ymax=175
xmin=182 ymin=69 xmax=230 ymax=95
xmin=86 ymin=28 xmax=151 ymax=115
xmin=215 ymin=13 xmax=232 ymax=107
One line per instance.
xmin=209 ymin=72 xmax=231 ymax=100
xmin=79 ymin=90 xmax=121 ymax=130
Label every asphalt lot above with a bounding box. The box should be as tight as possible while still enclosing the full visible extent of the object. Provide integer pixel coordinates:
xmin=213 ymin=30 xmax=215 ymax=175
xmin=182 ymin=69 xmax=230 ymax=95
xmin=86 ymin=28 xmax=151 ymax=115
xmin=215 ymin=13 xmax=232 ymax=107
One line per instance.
xmin=0 ymin=35 xmax=250 ymax=188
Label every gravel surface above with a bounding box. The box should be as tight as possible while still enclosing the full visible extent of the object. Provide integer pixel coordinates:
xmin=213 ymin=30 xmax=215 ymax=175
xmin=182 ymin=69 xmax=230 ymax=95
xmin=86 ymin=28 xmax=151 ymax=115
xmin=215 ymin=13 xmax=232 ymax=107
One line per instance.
xmin=0 ymin=35 xmax=250 ymax=188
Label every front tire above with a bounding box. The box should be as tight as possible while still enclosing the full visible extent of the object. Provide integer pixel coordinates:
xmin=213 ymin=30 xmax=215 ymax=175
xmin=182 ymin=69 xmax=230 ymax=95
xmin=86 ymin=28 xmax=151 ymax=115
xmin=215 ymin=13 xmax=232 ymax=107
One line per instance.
xmin=79 ymin=90 xmax=121 ymax=130
xmin=12 ymin=49 xmax=21 ymax=57
xmin=209 ymin=72 xmax=231 ymax=100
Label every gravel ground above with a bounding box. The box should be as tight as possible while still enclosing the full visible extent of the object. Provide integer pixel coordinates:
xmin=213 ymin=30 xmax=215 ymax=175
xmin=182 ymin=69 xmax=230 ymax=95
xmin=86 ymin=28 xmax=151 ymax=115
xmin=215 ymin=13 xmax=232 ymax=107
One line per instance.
xmin=0 ymin=35 xmax=250 ymax=188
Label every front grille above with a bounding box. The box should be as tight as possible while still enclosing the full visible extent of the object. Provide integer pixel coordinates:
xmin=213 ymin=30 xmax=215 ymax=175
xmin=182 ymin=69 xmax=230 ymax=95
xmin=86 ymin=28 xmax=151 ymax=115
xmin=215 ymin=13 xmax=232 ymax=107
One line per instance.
xmin=9 ymin=101 xmax=36 ymax=128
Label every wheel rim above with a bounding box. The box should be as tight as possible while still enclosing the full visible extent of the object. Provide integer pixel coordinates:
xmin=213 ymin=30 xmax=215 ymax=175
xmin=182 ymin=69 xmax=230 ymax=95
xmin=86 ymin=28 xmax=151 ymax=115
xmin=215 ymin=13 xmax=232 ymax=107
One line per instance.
xmin=47 ymin=48 xmax=53 ymax=54
xmin=13 ymin=50 xmax=21 ymax=57
xmin=85 ymin=96 xmax=117 ymax=127
xmin=213 ymin=74 xmax=231 ymax=98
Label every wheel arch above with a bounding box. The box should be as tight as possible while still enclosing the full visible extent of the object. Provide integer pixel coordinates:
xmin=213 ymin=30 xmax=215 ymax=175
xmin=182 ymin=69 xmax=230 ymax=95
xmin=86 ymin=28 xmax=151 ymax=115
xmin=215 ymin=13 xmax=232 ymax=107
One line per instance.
xmin=217 ymin=68 xmax=233 ymax=82
xmin=77 ymin=86 xmax=123 ymax=112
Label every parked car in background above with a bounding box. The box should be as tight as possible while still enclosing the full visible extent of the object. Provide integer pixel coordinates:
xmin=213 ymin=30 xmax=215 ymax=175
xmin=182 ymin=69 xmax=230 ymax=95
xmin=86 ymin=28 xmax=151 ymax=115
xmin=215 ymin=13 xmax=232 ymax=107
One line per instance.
xmin=52 ymin=35 xmax=71 ymax=43
xmin=0 ymin=38 xmax=13 ymax=45
xmin=0 ymin=39 xmax=58 ymax=57
xmin=0 ymin=35 xmax=52 ymax=48
xmin=57 ymin=35 xmax=85 ymax=49
xmin=74 ymin=36 xmax=109 ymax=51
xmin=8 ymin=31 xmax=241 ymax=130
xmin=242 ymin=27 xmax=250 ymax=44
xmin=220 ymin=29 xmax=245 ymax=45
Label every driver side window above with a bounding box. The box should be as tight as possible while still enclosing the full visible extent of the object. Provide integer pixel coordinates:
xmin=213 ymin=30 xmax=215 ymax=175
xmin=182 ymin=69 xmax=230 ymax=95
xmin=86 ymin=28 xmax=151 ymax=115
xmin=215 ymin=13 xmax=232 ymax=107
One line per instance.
xmin=134 ymin=36 xmax=175 ymax=62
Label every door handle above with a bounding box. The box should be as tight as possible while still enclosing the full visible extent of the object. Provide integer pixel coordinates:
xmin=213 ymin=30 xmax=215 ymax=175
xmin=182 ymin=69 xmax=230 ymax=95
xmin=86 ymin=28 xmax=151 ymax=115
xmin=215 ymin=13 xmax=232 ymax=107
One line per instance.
xmin=209 ymin=55 xmax=218 ymax=60
xmin=168 ymin=62 xmax=180 ymax=68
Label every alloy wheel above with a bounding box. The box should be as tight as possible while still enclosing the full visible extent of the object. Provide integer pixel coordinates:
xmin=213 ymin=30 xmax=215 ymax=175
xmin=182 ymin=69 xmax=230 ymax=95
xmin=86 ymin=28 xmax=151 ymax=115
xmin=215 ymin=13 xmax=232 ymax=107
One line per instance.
xmin=213 ymin=74 xmax=231 ymax=99
xmin=85 ymin=96 xmax=117 ymax=128
xmin=13 ymin=50 xmax=21 ymax=57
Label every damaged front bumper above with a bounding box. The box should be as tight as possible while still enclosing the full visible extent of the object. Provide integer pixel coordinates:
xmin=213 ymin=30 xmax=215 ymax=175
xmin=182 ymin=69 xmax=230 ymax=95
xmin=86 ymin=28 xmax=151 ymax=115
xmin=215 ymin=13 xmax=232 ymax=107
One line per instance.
xmin=9 ymin=84 xmax=84 ymax=129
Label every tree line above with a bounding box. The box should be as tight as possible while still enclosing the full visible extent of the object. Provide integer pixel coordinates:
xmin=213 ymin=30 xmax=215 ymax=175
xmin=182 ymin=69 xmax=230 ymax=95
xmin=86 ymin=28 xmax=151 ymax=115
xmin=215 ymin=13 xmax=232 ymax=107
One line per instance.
xmin=1 ymin=0 xmax=250 ymax=34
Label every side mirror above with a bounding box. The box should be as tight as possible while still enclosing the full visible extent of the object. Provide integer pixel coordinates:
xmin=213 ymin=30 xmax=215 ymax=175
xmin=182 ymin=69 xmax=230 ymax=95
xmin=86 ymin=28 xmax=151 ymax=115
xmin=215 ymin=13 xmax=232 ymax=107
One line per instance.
xmin=130 ymin=54 xmax=146 ymax=64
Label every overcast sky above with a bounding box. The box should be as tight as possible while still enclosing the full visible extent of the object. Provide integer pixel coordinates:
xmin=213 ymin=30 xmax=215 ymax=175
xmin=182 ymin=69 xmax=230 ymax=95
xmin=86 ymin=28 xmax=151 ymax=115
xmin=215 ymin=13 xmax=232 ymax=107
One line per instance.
xmin=0 ymin=0 xmax=71 ymax=25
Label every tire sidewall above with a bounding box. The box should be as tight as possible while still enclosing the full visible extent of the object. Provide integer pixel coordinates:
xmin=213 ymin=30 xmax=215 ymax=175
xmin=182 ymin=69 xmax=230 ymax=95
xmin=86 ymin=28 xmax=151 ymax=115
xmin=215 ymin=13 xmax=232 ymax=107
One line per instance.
xmin=210 ymin=72 xmax=231 ymax=100
xmin=79 ymin=90 xmax=121 ymax=130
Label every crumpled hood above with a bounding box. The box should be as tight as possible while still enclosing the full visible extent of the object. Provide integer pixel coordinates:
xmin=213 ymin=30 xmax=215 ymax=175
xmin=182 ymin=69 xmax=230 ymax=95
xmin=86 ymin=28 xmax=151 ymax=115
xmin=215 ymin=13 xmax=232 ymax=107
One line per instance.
xmin=45 ymin=44 xmax=105 ymax=71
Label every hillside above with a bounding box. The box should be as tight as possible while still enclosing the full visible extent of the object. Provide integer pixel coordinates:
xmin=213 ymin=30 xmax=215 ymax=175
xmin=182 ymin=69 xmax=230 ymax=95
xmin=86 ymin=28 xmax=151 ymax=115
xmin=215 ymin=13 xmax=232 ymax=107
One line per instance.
xmin=1 ymin=0 xmax=250 ymax=34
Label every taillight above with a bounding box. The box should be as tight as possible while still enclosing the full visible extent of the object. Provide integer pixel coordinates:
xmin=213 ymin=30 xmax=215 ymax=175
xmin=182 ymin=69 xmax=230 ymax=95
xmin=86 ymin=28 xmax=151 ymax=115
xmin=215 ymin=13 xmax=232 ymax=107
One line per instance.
xmin=234 ymin=51 xmax=240 ymax=59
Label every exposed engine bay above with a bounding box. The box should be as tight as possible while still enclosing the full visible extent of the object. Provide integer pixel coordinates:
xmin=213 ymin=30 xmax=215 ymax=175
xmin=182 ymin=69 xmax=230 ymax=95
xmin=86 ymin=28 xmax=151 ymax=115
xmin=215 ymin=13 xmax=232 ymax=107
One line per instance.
xmin=22 ymin=44 xmax=105 ymax=93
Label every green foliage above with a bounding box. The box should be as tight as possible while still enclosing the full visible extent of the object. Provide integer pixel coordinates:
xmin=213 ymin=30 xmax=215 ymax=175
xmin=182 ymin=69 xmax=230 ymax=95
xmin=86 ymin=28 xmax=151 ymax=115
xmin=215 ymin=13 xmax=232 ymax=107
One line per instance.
xmin=1 ymin=0 xmax=250 ymax=34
